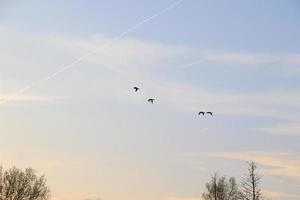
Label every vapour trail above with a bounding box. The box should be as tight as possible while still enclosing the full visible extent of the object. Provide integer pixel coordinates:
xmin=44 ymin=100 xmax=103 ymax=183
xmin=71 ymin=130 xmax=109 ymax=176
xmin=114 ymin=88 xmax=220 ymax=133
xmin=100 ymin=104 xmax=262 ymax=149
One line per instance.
xmin=0 ymin=0 xmax=184 ymax=106
xmin=179 ymin=59 xmax=206 ymax=69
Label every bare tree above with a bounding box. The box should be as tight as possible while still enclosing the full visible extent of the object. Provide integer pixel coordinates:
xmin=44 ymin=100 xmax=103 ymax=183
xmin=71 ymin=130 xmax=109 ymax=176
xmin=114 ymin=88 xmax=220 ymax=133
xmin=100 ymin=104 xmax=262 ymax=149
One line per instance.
xmin=0 ymin=166 xmax=50 ymax=200
xmin=202 ymin=173 xmax=239 ymax=200
xmin=240 ymin=162 xmax=262 ymax=200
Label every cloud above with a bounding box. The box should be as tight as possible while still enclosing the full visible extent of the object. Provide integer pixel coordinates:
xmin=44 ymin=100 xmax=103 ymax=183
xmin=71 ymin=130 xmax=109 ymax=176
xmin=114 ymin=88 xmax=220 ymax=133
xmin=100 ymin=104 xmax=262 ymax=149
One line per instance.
xmin=200 ymin=51 xmax=300 ymax=65
xmin=264 ymin=190 xmax=300 ymax=200
xmin=257 ymin=121 xmax=300 ymax=135
xmin=43 ymin=33 xmax=188 ymax=73
xmin=162 ymin=196 xmax=202 ymax=200
xmin=45 ymin=33 xmax=300 ymax=73
xmin=1 ymin=25 xmax=300 ymax=123
xmin=208 ymin=151 xmax=300 ymax=182
xmin=0 ymin=25 xmax=188 ymax=106
xmin=0 ymin=92 xmax=64 ymax=105
xmin=137 ymin=80 xmax=300 ymax=120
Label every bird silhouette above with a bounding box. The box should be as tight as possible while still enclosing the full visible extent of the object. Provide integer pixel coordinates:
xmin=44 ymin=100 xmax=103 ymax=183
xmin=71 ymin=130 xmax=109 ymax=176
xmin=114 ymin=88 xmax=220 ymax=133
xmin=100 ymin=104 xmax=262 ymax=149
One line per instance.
xmin=206 ymin=112 xmax=213 ymax=116
xmin=148 ymin=98 xmax=155 ymax=104
xmin=198 ymin=111 xmax=205 ymax=115
xmin=133 ymin=87 xmax=140 ymax=92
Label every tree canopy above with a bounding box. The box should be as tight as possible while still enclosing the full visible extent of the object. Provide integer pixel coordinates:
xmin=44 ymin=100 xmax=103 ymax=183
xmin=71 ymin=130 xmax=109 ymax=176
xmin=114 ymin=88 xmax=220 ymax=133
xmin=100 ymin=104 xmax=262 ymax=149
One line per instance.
xmin=0 ymin=166 xmax=50 ymax=200
xmin=202 ymin=162 xmax=264 ymax=200
xmin=202 ymin=173 xmax=239 ymax=200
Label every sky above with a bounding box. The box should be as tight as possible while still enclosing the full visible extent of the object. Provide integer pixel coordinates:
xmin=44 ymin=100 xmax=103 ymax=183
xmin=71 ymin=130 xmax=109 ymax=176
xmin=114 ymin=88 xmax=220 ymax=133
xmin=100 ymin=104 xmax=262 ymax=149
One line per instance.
xmin=0 ymin=0 xmax=300 ymax=200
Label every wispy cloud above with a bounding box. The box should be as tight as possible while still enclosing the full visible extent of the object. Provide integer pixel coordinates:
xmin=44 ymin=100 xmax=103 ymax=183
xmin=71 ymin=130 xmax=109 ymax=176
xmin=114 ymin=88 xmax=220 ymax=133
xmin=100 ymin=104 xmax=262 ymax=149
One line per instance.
xmin=200 ymin=51 xmax=300 ymax=65
xmin=162 ymin=196 xmax=202 ymax=200
xmin=264 ymin=190 xmax=300 ymax=200
xmin=1 ymin=25 xmax=300 ymax=152
xmin=208 ymin=151 xmax=300 ymax=182
xmin=0 ymin=0 xmax=185 ymax=107
xmin=138 ymin=80 xmax=300 ymax=120
xmin=0 ymin=93 xmax=64 ymax=105
xmin=41 ymin=31 xmax=300 ymax=122
xmin=44 ymin=33 xmax=187 ymax=73
xmin=0 ymin=25 xmax=187 ymax=107
xmin=256 ymin=121 xmax=300 ymax=135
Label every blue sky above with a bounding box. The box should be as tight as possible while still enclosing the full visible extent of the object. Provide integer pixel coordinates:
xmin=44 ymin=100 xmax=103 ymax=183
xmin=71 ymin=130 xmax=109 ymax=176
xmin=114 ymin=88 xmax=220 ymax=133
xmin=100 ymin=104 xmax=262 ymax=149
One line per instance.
xmin=3 ymin=0 xmax=300 ymax=51
xmin=0 ymin=1 xmax=300 ymax=200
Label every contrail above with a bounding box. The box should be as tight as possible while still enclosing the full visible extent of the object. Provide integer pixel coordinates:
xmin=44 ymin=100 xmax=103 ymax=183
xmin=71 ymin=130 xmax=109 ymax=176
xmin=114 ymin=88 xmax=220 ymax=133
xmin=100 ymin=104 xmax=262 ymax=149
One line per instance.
xmin=179 ymin=59 xmax=205 ymax=69
xmin=0 ymin=0 xmax=184 ymax=106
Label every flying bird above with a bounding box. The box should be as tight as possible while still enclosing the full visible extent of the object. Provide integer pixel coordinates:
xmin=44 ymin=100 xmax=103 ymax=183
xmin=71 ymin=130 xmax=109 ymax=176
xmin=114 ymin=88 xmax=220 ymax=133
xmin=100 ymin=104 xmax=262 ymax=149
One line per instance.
xmin=206 ymin=112 xmax=213 ymax=116
xmin=198 ymin=111 xmax=205 ymax=115
xmin=148 ymin=98 xmax=155 ymax=104
xmin=133 ymin=87 xmax=140 ymax=92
